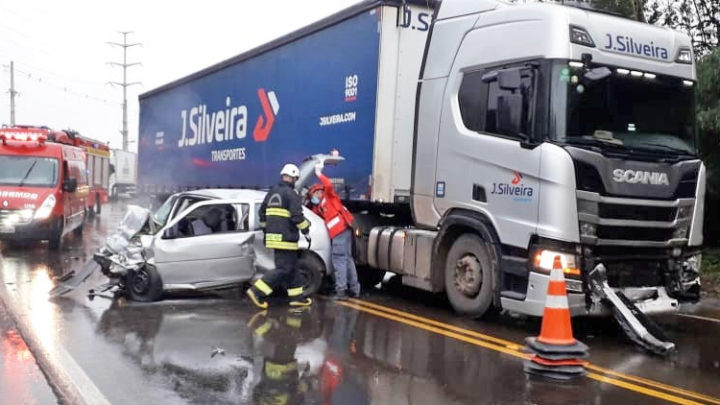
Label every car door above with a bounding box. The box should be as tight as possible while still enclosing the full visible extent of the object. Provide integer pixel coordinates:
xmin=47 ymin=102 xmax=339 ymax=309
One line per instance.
xmin=151 ymin=200 xmax=256 ymax=289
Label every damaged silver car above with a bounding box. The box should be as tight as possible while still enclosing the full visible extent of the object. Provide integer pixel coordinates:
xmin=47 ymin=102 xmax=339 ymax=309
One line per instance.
xmin=53 ymin=154 xmax=342 ymax=301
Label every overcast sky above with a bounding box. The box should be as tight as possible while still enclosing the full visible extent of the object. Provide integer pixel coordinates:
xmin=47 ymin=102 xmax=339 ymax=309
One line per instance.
xmin=0 ymin=0 xmax=360 ymax=151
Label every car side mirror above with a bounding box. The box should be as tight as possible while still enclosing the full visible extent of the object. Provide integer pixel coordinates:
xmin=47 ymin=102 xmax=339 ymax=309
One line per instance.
xmin=496 ymin=94 xmax=524 ymax=138
xmin=162 ymin=227 xmax=178 ymax=239
xmin=62 ymin=178 xmax=78 ymax=193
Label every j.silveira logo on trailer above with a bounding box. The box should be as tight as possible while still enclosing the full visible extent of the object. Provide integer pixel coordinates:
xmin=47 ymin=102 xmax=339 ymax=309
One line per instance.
xmin=177 ymin=88 xmax=279 ymax=147
xmin=491 ymin=171 xmax=534 ymax=203
xmin=176 ymin=88 xmax=280 ymax=163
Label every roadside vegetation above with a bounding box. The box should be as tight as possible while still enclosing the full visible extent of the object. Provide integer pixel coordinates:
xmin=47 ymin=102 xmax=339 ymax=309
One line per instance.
xmin=702 ymin=248 xmax=720 ymax=296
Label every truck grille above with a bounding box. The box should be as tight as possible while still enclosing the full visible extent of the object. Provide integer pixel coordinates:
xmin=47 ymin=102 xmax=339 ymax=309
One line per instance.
xmin=577 ymin=191 xmax=694 ymax=248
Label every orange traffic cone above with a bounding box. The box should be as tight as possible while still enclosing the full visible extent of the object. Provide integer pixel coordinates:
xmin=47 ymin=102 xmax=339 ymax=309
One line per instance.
xmin=524 ymin=255 xmax=588 ymax=380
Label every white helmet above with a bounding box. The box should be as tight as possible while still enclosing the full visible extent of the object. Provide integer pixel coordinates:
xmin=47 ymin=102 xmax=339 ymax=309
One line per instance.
xmin=280 ymin=163 xmax=300 ymax=178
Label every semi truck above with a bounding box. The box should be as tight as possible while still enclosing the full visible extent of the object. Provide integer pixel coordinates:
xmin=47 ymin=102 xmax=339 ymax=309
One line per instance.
xmin=109 ymin=149 xmax=137 ymax=199
xmin=138 ymin=0 xmax=704 ymax=325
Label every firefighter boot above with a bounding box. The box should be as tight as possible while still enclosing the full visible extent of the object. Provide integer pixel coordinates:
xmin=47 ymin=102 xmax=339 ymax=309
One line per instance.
xmin=247 ymin=287 xmax=269 ymax=309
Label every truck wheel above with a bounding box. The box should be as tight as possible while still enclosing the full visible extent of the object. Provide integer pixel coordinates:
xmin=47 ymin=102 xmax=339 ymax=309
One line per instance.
xmin=126 ymin=265 xmax=163 ymax=302
xmin=358 ymin=266 xmax=386 ymax=288
xmin=444 ymin=234 xmax=494 ymax=318
xmin=298 ymin=253 xmax=324 ymax=296
xmin=48 ymin=218 xmax=64 ymax=251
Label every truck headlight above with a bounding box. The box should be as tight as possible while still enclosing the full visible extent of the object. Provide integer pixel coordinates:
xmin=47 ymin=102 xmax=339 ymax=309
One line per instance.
xmin=533 ymin=249 xmax=581 ymax=277
xmin=34 ymin=195 xmax=56 ymax=220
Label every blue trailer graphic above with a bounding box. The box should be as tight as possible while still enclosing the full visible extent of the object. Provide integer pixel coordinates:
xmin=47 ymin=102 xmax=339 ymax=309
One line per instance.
xmin=138 ymin=9 xmax=381 ymax=200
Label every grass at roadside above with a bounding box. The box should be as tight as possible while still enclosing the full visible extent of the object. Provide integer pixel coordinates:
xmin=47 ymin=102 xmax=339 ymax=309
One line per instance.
xmin=702 ymin=248 xmax=720 ymax=296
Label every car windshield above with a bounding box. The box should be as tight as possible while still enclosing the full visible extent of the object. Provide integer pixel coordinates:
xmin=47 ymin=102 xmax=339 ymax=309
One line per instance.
xmin=550 ymin=60 xmax=696 ymax=159
xmin=152 ymin=194 xmax=178 ymax=229
xmin=0 ymin=156 xmax=59 ymax=187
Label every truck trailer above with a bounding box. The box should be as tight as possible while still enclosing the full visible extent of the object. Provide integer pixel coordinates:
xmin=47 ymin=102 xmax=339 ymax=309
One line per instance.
xmin=138 ymin=0 xmax=704 ymax=323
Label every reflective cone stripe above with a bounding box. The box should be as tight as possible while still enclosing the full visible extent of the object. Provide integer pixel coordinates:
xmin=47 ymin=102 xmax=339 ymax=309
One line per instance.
xmin=537 ymin=256 xmax=577 ymax=346
xmin=530 ymin=355 xmax=586 ymax=367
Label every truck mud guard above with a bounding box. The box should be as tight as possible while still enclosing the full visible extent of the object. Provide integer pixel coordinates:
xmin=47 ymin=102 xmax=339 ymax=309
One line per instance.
xmin=588 ymin=264 xmax=675 ymax=356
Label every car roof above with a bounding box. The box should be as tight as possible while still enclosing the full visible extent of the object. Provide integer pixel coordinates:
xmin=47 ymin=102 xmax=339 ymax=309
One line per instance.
xmin=179 ymin=188 xmax=267 ymax=201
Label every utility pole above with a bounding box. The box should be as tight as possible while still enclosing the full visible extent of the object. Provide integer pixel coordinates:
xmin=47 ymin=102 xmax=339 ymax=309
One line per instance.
xmin=108 ymin=31 xmax=141 ymax=151
xmin=9 ymin=61 xmax=17 ymax=126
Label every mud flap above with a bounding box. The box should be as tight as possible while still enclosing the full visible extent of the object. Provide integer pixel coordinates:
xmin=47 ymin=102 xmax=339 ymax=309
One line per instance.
xmin=588 ymin=264 xmax=675 ymax=356
xmin=49 ymin=259 xmax=102 ymax=298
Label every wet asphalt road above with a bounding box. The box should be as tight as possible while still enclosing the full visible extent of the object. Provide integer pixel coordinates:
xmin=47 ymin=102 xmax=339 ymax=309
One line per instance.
xmin=1 ymin=200 xmax=720 ymax=404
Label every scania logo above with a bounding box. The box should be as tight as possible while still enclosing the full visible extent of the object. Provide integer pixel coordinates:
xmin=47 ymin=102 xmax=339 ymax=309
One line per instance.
xmin=612 ymin=169 xmax=670 ymax=185
xmin=2 ymin=200 xmax=7 ymax=207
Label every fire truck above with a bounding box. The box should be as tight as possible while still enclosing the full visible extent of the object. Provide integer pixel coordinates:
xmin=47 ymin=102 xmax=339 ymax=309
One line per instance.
xmin=0 ymin=125 xmax=109 ymax=249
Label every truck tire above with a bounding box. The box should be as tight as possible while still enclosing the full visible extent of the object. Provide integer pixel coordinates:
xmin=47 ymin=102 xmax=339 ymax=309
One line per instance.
xmin=298 ymin=253 xmax=325 ymax=296
xmin=48 ymin=218 xmax=63 ymax=251
xmin=358 ymin=266 xmax=386 ymax=289
xmin=444 ymin=234 xmax=494 ymax=318
xmin=126 ymin=265 xmax=163 ymax=302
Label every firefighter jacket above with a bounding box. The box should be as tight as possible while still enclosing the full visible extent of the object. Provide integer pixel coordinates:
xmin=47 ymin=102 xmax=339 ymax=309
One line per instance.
xmin=260 ymin=181 xmax=310 ymax=250
xmin=310 ymin=173 xmax=354 ymax=239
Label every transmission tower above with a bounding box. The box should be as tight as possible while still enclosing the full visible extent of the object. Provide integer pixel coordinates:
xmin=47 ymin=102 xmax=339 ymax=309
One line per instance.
xmin=108 ymin=31 xmax=141 ymax=151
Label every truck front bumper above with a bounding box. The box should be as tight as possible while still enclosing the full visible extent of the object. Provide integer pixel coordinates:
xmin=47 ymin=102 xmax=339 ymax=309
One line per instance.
xmin=500 ymin=271 xmax=681 ymax=317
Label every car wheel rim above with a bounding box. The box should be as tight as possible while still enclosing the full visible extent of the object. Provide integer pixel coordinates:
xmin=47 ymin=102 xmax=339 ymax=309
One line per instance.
xmin=454 ymin=254 xmax=482 ymax=297
xmin=131 ymin=269 xmax=151 ymax=295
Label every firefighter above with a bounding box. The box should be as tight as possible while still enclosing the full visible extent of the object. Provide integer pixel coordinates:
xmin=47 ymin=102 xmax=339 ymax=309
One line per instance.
xmin=307 ymin=159 xmax=359 ymax=300
xmin=249 ymin=307 xmax=314 ymax=405
xmin=247 ymin=163 xmax=312 ymax=309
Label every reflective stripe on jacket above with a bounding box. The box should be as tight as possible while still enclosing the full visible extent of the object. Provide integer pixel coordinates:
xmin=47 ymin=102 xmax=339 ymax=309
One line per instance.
xmin=259 ymin=181 xmax=310 ymax=250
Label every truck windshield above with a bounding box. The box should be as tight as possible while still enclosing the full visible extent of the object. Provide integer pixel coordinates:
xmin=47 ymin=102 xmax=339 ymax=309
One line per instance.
xmin=550 ymin=60 xmax=696 ymax=159
xmin=0 ymin=156 xmax=59 ymax=187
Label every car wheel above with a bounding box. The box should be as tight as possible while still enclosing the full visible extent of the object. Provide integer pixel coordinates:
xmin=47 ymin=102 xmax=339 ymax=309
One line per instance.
xmin=125 ymin=265 xmax=163 ymax=302
xmin=297 ymin=253 xmax=324 ymax=296
xmin=358 ymin=266 xmax=386 ymax=289
xmin=48 ymin=218 xmax=63 ymax=251
xmin=444 ymin=234 xmax=495 ymax=318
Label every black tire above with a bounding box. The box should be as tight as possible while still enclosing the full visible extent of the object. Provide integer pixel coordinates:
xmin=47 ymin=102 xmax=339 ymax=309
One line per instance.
xmin=94 ymin=196 xmax=101 ymax=215
xmin=297 ymin=253 xmax=325 ymax=296
xmin=358 ymin=266 xmax=386 ymax=289
xmin=444 ymin=234 xmax=495 ymax=318
xmin=125 ymin=265 xmax=163 ymax=302
xmin=48 ymin=218 xmax=63 ymax=251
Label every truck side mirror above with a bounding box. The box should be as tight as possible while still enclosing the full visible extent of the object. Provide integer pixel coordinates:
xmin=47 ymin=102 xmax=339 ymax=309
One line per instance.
xmin=498 ymin=68 xmax=523 ymax=90
xmin=496 ymin=94 xmax=523 ymax=138
xmin=62 ymin=178 xmax=78 ymax=193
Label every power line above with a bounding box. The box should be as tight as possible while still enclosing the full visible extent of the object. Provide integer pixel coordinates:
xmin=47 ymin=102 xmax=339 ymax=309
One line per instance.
xmin=107 ymin=31 xmax=142 ymax=152
xmin=0 ymin=64 xmax=116 ymax=105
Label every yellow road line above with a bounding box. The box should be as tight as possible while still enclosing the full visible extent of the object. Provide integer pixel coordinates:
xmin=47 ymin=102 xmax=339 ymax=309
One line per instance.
xmin=587 ymin=373 xmax=704 ymax=405
xmin=348 ymin=299 xmax=522 ymax=349
xmin=342 ymin=298 xmax=719 ymax=405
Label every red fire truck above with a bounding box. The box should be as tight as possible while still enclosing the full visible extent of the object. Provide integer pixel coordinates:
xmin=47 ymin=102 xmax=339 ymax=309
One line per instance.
xmin=0 ymin=125 xmax=110 ymax=249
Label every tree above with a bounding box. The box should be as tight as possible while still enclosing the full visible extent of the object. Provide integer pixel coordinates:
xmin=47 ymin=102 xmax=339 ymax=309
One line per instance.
xmin=695 ymin=49 xmax=720 ymax=245
xmin=646 ymin=0 xmax=719 ymax=57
